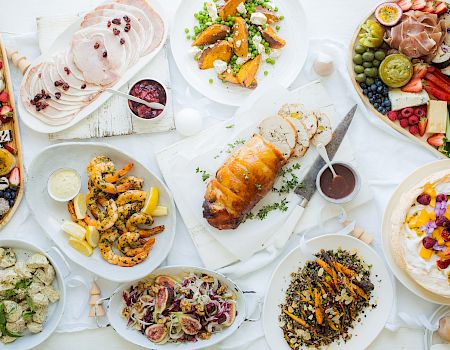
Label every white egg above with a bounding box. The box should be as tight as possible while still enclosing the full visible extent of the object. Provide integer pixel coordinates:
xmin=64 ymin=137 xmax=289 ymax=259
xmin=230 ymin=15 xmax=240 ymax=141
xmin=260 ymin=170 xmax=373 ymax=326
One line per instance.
xmin=175 ymin=108 xmax=204 ymax=137
xmin=313 ymin=52 xmax=334 ymax=77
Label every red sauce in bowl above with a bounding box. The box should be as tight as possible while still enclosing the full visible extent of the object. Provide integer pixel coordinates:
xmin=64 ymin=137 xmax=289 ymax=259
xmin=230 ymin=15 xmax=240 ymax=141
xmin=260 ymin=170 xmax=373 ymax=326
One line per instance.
xmin=128 ymin=79 xmax=167 ymax=119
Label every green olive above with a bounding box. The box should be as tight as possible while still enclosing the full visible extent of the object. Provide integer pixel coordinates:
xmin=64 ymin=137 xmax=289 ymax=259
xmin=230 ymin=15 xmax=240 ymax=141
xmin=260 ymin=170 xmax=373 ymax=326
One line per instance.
xmin=375 ymin=50 xmax=386 ymax=61
xmin=364 ymin=67 xmax=378 ymax=78
xmin=354 ymin=65 xmax=365 ymax=74
xmin=353 ymin=54 xmax=363 ymax=65
xmin=355 ymin=73 xmax=366 ymax=82
xmin=362 ymin=51 xmax=375 ymax=62
xmin=354 ymin=44 xmax=366 ymax=54
xmin=365 ymin=77 xmax=375 ymax=85
xmin=363 ymin=61 xmax=373 ymax=68
xmin=372 ymin=59 xmax=380 ymax=67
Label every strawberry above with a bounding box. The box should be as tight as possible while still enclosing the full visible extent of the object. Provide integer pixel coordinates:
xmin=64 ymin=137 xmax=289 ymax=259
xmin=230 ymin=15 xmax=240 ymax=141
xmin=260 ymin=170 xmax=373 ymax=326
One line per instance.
xmin=8 ymin=167 xmax=19 ymax=188
xmin=423 ymin=0 xmax=435 ymax=12
xmin=412 ymin=0 xmax=426 ymax=10
xmin=0 ymin=92 xmax=8 ymax=103
xmin=413 ymin=64 xmax=428 ymax=79
xmin=434 ymin=2 xmax=448 ymax=14
xmin=398 ymin=0 xmax=413 ymax=10
xmin=409 ymin=125 xmax=420 ymax=135
xmin=0 ymin=105 xmax=12 ymax=117
xmin=428 ymin=133 xmax=446 ymax=147
xmin=401 ymin=77 xmax=423 ymax=93
xmin=418 ymin=117 xmax=428 ymax=136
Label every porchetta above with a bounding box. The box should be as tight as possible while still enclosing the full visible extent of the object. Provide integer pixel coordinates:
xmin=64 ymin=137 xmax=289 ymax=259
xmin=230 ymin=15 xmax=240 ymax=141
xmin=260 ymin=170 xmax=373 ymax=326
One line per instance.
xmin=384 ymin=10 xmax=446 ymax=60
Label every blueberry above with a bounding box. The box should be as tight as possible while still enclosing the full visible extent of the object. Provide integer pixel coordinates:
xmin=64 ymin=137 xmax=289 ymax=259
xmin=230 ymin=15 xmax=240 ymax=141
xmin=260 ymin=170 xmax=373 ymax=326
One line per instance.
xmin=360 ymin=83 xmax=367 ymax=89
xmin=374 ymin=103 xmax=379 ymax=108
xmin=376 ymin=80 xmax=382 ymax=87
xmin=370 ymin=84 xmax=377 ymax=91
xmin=368 ymin=92 xmax=373 ymax=98
xmin=0 ymin=191 xmax=4 ymax=197
xmin=8 ymin=199 xmax=14 ymax=207
xmin=363 ymin=89 xmax=368 ymax=95
xmin=386 ymin=100 xmax=391 ymax=106
xmin=5 ymin=192 xmax=11 ymax=199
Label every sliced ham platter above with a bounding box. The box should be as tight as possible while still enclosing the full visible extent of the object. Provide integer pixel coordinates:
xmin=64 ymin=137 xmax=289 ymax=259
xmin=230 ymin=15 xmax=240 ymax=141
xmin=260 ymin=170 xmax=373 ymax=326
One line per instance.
xmin=18 ymin=0 xmax=167 ymax=133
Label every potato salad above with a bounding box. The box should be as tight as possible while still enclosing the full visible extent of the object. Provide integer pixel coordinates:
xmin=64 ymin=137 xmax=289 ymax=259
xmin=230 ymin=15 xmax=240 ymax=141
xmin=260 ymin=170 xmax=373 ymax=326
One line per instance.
xmin=0 ymin=248 xmax=59 ymax=343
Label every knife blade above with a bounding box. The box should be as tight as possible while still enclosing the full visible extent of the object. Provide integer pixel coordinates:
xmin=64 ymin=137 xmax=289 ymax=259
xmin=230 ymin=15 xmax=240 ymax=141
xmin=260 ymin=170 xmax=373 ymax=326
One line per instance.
xmin=295 ymin=104 xmax=357 ymax=204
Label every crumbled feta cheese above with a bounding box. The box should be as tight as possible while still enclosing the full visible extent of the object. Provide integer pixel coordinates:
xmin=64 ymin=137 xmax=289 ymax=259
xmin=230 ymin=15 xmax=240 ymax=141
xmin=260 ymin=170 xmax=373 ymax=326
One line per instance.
xmin=227 ymin=37 xmax=233 ymax=43
xmin=226 ymin=68 xmax=232 ymax=74
xmin=236 ymin=56 xmax=249 ymax=65
xmin=206 ymin=2 xmax=218 ymax=21
xmin=213 ymin=60 xmax=228 ymax=74
xmin=235 ymin=39 xmax=242 ymax=48
xmin=189 ymin=46 xmax=201 ymax=58
xmin=252 ymin=34 xmax=262 ymax=45
xmin=250 ymin=12 xmax=267 ymax=25
xmin=237 ymin=2 xmax=247 ymax=14
xmin=270 ymin=49 xmax=281 ymax=59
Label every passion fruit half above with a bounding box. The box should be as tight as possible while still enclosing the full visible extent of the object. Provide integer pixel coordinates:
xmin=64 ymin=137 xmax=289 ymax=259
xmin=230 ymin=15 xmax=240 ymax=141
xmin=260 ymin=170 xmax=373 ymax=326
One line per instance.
xmin=375 ymin=2 xmax=403 ymax=27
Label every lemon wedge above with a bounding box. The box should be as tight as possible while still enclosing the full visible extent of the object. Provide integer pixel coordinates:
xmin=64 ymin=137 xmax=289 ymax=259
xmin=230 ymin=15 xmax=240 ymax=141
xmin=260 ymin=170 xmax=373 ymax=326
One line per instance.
xmin=73 ymin=193 xmax=87 ymax=220
xmin=151 ymin=205 xmax=168 ymax=217
xmin=68 ymin=238 xmax=93 ymax=257
xmin=142 ymin=187 xmax=159 ymax=215
xmin=61 ymin=221 xmax=86 ymax=241
xmin=86 ymin=226 xmax=99 ymax=248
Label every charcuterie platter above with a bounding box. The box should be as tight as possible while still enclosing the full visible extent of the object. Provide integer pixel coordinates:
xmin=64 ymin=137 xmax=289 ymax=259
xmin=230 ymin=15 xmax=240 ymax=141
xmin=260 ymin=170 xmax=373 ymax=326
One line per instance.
xmin=350 ymin=0 xmax=450 ymax=158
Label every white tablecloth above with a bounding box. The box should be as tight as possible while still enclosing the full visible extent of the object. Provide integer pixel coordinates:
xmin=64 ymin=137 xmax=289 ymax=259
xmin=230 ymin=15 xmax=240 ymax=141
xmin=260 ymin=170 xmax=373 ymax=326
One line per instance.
xmin=0 ymin=0 xmax=441 ymax=349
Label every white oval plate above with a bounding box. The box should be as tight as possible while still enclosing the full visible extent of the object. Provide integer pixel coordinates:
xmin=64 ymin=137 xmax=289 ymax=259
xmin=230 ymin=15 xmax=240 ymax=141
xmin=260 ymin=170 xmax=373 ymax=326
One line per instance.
xmin=263 ymin=234 xmax=394 ymax=350
xmin=26 ymin=142 xmax=176 ymax=283
xmin=107 ymin=265 xmax=247 ymax=349
xmin=18 ymin=0 xmax=168 ymax=134
xmin=381 ymin=159 xmax=450 ymax=305
xmin=171 ymin=0 xmax=308 ymax=106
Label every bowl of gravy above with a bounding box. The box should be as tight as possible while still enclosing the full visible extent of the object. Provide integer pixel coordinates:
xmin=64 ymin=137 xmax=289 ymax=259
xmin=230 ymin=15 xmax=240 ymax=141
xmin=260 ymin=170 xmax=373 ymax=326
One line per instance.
xmin=316 ymin=162 xmax=360 ymax=204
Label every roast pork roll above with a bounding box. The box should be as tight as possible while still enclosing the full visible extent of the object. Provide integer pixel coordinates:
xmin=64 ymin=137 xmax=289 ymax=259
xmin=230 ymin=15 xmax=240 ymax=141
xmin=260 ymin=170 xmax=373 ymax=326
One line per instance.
xmin=203 ymin=133 xmax=287 ymax=230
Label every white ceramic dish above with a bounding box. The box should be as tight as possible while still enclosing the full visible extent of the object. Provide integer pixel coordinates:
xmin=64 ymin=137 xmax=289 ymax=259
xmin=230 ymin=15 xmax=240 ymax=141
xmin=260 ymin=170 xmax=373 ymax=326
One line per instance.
xmin=263 ymin=234 xmax=394 ymax=350
xmin=381 ymin=159 xmax=450 ymax=305
xmin=47 ymin=168 xmax=81 ymax=202
xmin=0 ymin=239 xmax=68 ymax=350
xmin=170 ymin=0 xmax=309 ymax=106
xmin=17 ymin=0 xmax=168 ymax=134
xmin=425 ymin=305 xmax=450 ymax=350
xmin=99 ymin=265 xmax=258 ymax=349
xmin=25 ymin=142 xmax=176 ymax=283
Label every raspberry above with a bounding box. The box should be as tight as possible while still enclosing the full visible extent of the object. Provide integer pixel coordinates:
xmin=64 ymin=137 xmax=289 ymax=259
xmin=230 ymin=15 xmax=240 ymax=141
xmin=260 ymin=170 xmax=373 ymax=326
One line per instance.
xmin=387 ymin=111 xmax=398 ymax=121
xmin=414 ymin=108 xmax=425 ymax=118
xmin=423 ymin=236 xmax=437 ymax=249
xmin=408 ymin=115 xmax=419 ymax=125
xmin=409 ymin=125 xmax=419 ymax=135
xmin=442 ymin=229 xmax=450 ymax=242
xmin=437 ymin=259 xmax=450 ymax=270
xmin=436 ymin=216 xmax=450 ymax=227
xmin=436 ymin=194 xmax=448 ymax=202
xmin=400 ymin=107 xmax=414 ymax=118
xmin=400 ymin=118 xmax=409 ymax=128
xmin=417 ymin=193 xmax=431 ymax=205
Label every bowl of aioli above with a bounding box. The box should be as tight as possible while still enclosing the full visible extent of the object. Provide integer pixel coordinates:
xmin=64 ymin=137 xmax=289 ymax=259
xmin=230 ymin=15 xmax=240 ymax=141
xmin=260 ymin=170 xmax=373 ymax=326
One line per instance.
xmin=47 ymin=168 xmax=81 ymax=202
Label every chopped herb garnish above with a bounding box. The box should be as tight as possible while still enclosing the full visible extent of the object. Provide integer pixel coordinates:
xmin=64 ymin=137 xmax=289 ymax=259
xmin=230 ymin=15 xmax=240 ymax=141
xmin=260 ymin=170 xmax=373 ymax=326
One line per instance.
xmin=196 ymin=167 xmax=211 ymax=182
xmin=273 ymin=163 xmax=301 ymax=194
xmin=226 ymin=139 xmax=246 ymax=153
xmin=225 ymin=124 xmax=235 ymax=129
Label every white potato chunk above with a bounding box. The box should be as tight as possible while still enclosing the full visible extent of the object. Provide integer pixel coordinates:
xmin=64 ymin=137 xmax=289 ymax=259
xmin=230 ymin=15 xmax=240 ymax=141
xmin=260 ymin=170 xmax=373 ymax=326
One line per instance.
xmin=32 ymin=306 xmax=48 ymax=324
xmin=3 ymin=301 xmax=22 ymax=322
xmin=26 ymin=254 xmax=49 ymax=270
xmin=27 ymin=322 xmax=43 ymax=334
xmin=14 ymin=261 xmax=32 ymax=279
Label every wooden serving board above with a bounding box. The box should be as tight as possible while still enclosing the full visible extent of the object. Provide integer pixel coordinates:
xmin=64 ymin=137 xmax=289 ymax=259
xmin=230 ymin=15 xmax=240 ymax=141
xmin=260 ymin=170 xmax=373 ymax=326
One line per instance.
xmin=0 ymin=34 xmax=24 ymax=228
xmin=349 ymin=2 xmax=447 ymax=159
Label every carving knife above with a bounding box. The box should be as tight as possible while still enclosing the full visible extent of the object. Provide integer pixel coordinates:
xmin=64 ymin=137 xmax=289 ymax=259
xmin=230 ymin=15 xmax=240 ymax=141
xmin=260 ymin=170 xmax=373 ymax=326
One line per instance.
xmin=270 ymin=104 xmax=358 ymax=248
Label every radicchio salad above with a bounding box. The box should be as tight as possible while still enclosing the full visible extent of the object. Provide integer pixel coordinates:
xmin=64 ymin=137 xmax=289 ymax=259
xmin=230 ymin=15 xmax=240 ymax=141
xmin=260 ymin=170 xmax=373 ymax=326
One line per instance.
xmin=121 ymin=272 xmax=237 ymax=344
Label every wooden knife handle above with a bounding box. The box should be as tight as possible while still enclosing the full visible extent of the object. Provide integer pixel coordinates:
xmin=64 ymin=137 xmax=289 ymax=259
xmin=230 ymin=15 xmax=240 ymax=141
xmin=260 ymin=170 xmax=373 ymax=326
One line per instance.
xmin=6 ymin=48 xmax=30 ymax=75
xmin=342 ymin=219 xmax=374 ymax=245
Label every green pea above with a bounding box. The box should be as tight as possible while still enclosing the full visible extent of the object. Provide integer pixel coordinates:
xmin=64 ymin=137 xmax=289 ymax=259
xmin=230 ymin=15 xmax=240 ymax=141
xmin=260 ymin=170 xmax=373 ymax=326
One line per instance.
xmin=355 ymin=73 xmax=366 ymax=83
xmin=264 ymin=70 xmax=268 ymax=76
xmin=362 ymin=51 xmax=374 ymax=62
xmin=274 ymin=6 xmax=279 ymax=11
xmin=186 ymin=35 xmax=191 ymax=40
xmin=362 ymin=61 xmax=373 ymax=68
xmin=184 ymin=28 xmax=189 ymax=33
xmin=353 ymin=54 xmax=363 ymax=65
xmin=262 ymin=24 xmax=267 ymax=29
xmin=354 ymin=65 xmax=364 ymax=74
xmin=265 ymin=48 xmax=270 ymax=54
xmin=276 ymin=25 xmax=280 ymax=30
xmin=209 ymin=78 xmax=213 ymax=84
xmin=374 ymin=50 xmax=385 ymax=61
xmin=279 ymin=15 xmax=284 ymax=20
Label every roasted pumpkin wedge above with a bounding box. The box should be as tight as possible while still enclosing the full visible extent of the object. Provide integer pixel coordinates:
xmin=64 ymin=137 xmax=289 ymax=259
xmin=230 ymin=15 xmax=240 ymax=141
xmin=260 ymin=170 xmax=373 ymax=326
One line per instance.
xmin=218 ymin=71 xmax=257 ymax=89
xmin=218 ymin=0 xmax=242 ymax=20
xmin=232 ymin=17 xmax=249 ymax=57
xmin=198 ymin=40 xmax=233 ymax=69
xmin=192 ymin=24 xmax=230 ymax=46
xmin=237 ymin=55 xmax=261 ymax=88
xmin=255 ymin=6 xmax=279 ymax=23
xmin=261 ymin=26 xmax=286 ymax=49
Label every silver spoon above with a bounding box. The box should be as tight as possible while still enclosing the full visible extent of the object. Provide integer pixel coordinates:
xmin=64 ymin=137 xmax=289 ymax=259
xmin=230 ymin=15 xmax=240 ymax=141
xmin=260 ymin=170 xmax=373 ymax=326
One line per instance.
xmin=316 ymin=143 xmax=338 ymax=177
xmin=105 ymin=88 xmax=165 ymax=109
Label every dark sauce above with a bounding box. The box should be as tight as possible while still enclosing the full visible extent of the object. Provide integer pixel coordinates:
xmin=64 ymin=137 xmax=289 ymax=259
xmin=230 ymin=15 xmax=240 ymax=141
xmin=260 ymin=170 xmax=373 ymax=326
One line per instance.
xmin=319 ymin=164 xmax=356 ymax=200
xmin=128 ymin=79 xmax=166 ymax=119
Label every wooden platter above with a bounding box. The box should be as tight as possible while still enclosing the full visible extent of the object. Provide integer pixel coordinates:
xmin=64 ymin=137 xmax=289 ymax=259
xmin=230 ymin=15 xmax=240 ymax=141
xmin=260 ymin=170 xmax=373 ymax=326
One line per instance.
xmin=348 ymin=1 xmax=448 ymax=159
xmin=0 ymin=34 xmax=24 ymax=228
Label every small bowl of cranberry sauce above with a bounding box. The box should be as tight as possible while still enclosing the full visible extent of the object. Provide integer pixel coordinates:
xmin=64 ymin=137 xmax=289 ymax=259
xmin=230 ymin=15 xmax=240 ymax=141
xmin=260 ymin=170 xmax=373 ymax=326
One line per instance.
xmin=128 ymin=79 xmax=168 ymax=122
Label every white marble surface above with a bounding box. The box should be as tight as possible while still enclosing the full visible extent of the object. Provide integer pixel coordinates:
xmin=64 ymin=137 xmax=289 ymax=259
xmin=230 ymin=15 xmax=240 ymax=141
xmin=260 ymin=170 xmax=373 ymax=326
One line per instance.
xmin=0 ymin=0 xmax=441 ymax=349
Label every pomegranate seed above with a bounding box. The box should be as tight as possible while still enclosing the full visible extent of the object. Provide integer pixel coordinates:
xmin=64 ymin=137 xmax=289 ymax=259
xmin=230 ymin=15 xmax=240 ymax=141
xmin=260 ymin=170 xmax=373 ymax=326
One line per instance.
xmin=113 ymin=28 xmax=120 ymax=35
xmin=64 ymin=66 xmax=71 ymax=75
xmin=437 ymin=259 xmax=450 ymax=270
xmin=123 ymin=15 xmax=130 ymax=23
xmin=112 ymin=18 xmax=121 ymax=25
xmin=120 ymin=38 xmax=125 ymax=45
xmin=423 ymin=236 xmax=437 ymax=249
xmin=94 ymin=42 xmax=100 ymax=49
xmin=417 ymin=193 xmax=431 ymax=205
xmin=62 ymin=83 xmax=69 ymax=91
xmin=81 ymin=84 xmax=86 ymax=89
xmin=54 ymin=80 xmax=64 ymax=87
xmin=437 ymin=194 xmax=448 ymax=202
xmin=55 ymin=92 xmax=61 ymax=99
xmin=103 ymin=51 xmax=108 ymax=58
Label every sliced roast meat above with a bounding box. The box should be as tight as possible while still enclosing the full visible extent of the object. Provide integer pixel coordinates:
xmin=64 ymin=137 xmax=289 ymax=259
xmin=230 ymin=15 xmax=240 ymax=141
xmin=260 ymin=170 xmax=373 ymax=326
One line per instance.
xmin=311 ymin=111 xmax=332 ymax=146
xmin=55 ymin=51 xmax=99 ymax=92
xmin=258 ymin=115 xmax=297 ymax=160
xmin=285 ymin=116 xmax=310 ymax=158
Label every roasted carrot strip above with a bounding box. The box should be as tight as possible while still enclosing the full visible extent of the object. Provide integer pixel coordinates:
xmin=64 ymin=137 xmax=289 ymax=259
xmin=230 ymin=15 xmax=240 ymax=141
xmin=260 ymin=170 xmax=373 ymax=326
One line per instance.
xmin=283 ymin=309 xmax=309 ymax=328
xmin=314 ymin=289 xmax=323 ymax=325
xmin=327 ymin=317 xmax=339 ymax=331
xmin=316 ymin=258 xmax=334 ymax=276
xmin=333 ymin=261 xmax=356 ymax=277
xmin=296 ymin=292 xmax=314 ymax=305
xmin=322 ymin=281 xmax=334 ymax=295
xmin=317 ymin=282 xmax=326 ymax=296
xmin=353 ymin=284 xmax=369 ymax=300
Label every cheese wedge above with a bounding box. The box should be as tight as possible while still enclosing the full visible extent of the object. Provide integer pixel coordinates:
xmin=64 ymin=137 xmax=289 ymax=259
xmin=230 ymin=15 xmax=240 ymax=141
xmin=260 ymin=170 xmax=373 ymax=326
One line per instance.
xmin=427 ymin=100 xmax=448 ymax=134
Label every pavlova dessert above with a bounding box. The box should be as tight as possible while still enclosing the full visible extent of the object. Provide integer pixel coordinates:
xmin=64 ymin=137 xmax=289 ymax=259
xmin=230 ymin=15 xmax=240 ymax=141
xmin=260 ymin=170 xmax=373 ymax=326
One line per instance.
xmin=391 ymin=169 xmax=450 ymax=297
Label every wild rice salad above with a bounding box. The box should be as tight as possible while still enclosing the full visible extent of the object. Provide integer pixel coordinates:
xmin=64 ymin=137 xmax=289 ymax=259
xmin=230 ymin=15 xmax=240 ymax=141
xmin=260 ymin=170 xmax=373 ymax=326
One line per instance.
xmin=279 ymin=249 xmax=375 ymax=349
xmin=121 ymin=272 xmax=237 ymax=344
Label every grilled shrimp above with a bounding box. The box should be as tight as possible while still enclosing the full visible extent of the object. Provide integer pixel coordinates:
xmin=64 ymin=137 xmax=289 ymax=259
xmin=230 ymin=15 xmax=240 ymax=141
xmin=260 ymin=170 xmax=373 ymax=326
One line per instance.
xmin=67 ymin=200 xmax=87 ymax=227
xmin=104 ymin=163 xmax=134 ymax=183
xmin=99 ymin=237 xmax=154 ymax=267
xmin=115 ymin=202 xmax=144 ymax=231
xmin=126 ymin=212 xmax=154 ymax=231
xmin=86 ymin=156 xmax=113 ymax=175
xmin=118 ymin=233 xmax=155 ymax=257
xmin=91 ymin=163 xmax=117 ymax=194
xmin=116 ymin=190 xmax=147 ymax=206
xmin=96 ymin=198 xmax=118 ymax=231
xmin=116 ymin=176 xmax=144 ymax=191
